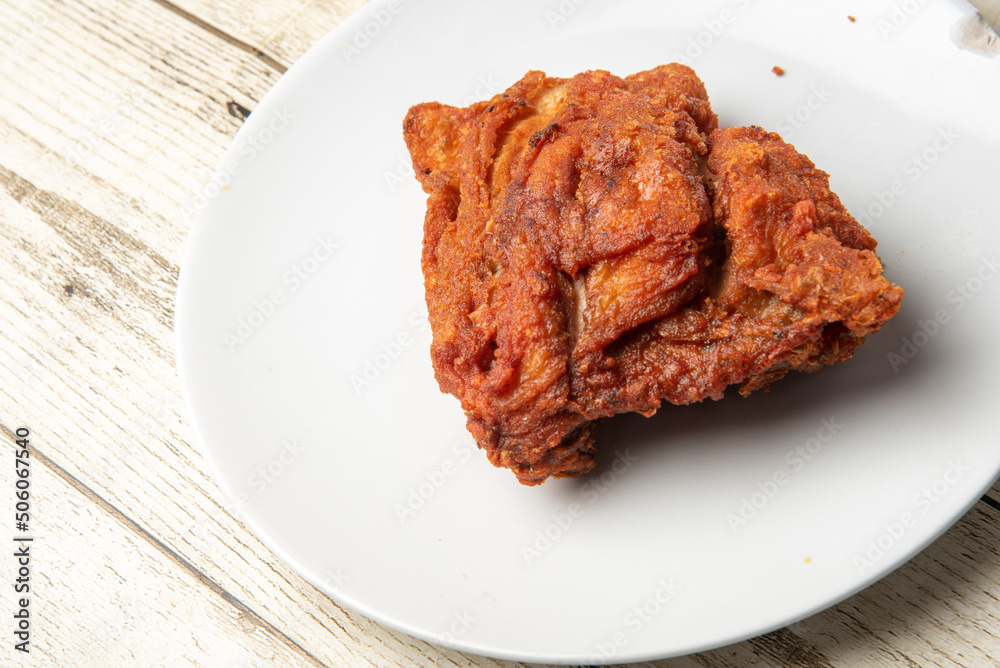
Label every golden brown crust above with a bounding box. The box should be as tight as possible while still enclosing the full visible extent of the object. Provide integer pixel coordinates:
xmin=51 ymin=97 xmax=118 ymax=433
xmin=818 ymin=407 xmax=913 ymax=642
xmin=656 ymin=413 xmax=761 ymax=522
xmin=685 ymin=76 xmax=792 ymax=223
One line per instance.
xmin=404 ymin=66 xmax=903 ymax=485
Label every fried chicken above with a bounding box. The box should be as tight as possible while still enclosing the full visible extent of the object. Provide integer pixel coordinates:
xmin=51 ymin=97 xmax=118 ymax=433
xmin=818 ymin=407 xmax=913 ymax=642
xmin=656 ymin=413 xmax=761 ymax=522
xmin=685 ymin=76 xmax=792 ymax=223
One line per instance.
xmin=403 ymin=65 xmax=902 ymax=485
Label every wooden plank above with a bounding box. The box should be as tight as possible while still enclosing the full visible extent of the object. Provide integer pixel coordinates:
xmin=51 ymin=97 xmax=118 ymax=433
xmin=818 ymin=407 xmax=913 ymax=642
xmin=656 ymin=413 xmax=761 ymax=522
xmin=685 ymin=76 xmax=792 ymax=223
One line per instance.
xmin=0 ymin=141 xmax=515 ymax=668
xmin=792 ymin=505 xmax=1000 ymax=668
xmin=0 ymin=1 xmax=515 ymax=666
xmin=2 ymin=0 xmax=999 ymax=665
xmin=0 ymin=0 xmax=280 ymax=264
xmin=987 ymin=478 xmax=1000 ymax=503
xmin=164 ymin=0 xmax=371 ymax=67
xmin=5 ymin=135 xmax=999 ymax=668
xmin=1 ymin=443 xmax=318 ymax=667
xmin=629 ymin=503 xmax=1000 ymax=668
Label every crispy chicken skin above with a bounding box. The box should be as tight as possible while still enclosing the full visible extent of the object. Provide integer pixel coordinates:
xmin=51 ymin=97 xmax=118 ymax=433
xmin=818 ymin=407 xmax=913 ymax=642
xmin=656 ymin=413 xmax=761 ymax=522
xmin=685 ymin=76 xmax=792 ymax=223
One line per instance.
xmin=404 ymin=65 xmax=902 ymax=485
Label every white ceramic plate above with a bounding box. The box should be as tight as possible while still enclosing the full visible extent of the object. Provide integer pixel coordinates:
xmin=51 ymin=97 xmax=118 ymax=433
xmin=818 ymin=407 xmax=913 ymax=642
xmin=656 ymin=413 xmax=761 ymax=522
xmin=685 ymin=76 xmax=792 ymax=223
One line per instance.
xmin=175 ymin=0 xmax=1000 ymax=663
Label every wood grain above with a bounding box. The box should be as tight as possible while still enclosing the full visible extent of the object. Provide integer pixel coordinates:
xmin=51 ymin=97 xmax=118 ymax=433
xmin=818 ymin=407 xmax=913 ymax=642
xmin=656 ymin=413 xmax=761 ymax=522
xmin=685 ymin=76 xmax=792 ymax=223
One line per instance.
xmin=1 ymin=0 xmax=998 ymax=666
xmin=166 ymin=0 xmax=371 ymax=67
xmin=3 ymin=435 xmax=325 ymax=667
xmin=1 ymin=1 xmax=506 ymax=666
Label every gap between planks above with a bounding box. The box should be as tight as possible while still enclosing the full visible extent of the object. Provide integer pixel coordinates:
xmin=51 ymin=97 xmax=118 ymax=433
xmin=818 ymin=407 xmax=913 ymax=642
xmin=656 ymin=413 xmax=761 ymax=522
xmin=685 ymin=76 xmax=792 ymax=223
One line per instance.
xmin=0 ymin=422 xmax=329 ymax=668
xmin=981 ymin=495 xmax=1000 ymax=514
xmin=4 ymin=413 xmax=1000 ymax=668
xmin=149 ymin=0 xmax=289 ymax=73
xmin=4 ymin=0 xmax=996 ymax=662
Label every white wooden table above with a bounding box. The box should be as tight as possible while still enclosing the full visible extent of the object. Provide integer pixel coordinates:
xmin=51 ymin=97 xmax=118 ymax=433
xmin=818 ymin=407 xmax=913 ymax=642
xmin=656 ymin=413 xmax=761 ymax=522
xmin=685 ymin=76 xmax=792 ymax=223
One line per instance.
xmin=3 ymin=1 xmax=1000 ymax=666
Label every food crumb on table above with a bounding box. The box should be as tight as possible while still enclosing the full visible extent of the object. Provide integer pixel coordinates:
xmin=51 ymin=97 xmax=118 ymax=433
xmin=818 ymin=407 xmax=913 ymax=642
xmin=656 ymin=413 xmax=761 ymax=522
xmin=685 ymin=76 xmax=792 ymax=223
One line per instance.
xmin=772 ymin=65 xmax=785 ymax=76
